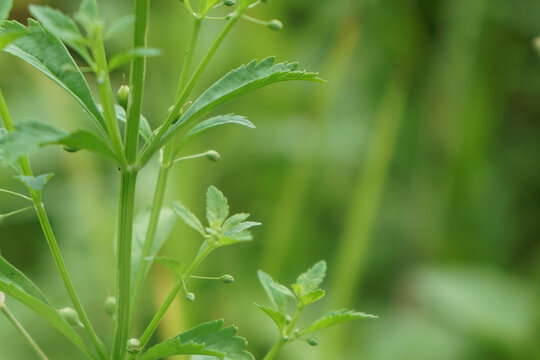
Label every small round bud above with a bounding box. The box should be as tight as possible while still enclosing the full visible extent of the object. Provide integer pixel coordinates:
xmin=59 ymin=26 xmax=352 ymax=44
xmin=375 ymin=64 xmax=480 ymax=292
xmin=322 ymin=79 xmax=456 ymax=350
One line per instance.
xmin=186 ymin=292 xmax=196 ymax=301
xmin=224 ymin=0 xmax=236 ymax=6
xmin=59 ymin=307 xmax=82 ymax=327
xmin=206 ymin=150 xmax=221 ymax=162
xmin=63 ymin=146 xmax=80 ymax=153
xmin=105 ymin=296 xmax=116 ymax=316
xmin=221 ymin=274 xmax=235 ymax=284
xmin=282 ymin=335 xmax=289 ymax=342
xmin=285 ymin=315 xmax=292 ymax=324
xmin=267 ymin=20 xmax=283 ymax=31
xmin=116 ymin=84 xmax=130 ymax=109
xmin=126 ymin=338 xmax=141 ymax=354
xmin=307 ymin=338 xmax=319 ymax=346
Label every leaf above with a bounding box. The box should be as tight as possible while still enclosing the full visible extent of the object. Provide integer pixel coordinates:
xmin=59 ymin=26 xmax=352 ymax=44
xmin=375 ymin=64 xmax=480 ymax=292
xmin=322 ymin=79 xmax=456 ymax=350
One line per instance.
xmin=221 ymin=213 xmax=250 ymax=231
xmin=257 ymin=270 xmax=292 ymax=313
xmin=0 ymin=27 xmax=25 ymax=51
xmin=299 ymin=309 xmax=378 ymax=336
xmin=0 ymin=0 xmax=12 ymax=23
xmin=104 ymin=15 xmax=135 ymax=40
xmin=154 ymin=57 xmax=324 ymax=150
xmin=172 ymin=202 xmax=206 ymax=237
xmin=28 ymin=5 xmax=91 ymax=63
xmin=270 ymin=283 xmax=296 ymax=301
xmin=0 ymin=254 xmax=94 ymax=358
xmin=206 ymin=185 xmax=229 ymax=228
xmin=255 ymin=303 xmax=287 ymax=333
xmin=179 ymin=114 xmax=255 ymax=147
xmin=16 ymin=173 xmax=54 ymax=191
xmin=292 ymin=260 xmax=326 ymax=300
xmin=74 ymin=0 xmax=99 ymax=34
xmin=300 ymin=289 xmax=325 ymax=306
xmin=108 ymin=47 xmax=162 ymax=71
xmin=222 ymin=221 xmax=261 ymax=238
xmin=139 ymin=319 xmax=254 ymax=360
xmin=3 ymin=20 xmax=107 ymax=135
xmin=131 ymin=207 xmax=176 ymax=287
xmin=59 ymin=130 xmax=118 ymax=163
xmin=111 ymin=104 xmax=152 ymax=139
xmin=154 ymin=256 xmax=183 ymax=279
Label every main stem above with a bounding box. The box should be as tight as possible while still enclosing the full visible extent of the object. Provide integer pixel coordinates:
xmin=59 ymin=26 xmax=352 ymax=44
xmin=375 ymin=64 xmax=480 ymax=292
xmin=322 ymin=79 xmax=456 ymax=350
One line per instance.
xmin=2 ymin=306 xmax=49 ymax=360
xmin=0 ymin=89 xmax=108 ymax=360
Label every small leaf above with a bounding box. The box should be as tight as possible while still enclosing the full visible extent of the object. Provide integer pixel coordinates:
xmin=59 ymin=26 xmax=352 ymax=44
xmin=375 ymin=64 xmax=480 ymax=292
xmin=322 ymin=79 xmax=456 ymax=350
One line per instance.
xmin=300 ymin=289 xmax=325 ymax=306
xmin=206 ymin=185 xmax=229 ymax=228
xmin=16 ymin=173 xmax=54 ymax=191
xmin=154 ymin=256 xmax=184 ymax=279
xmin=109 ymin=47 xmax=162 ymax=71
xmin=139 ymin=319 xmax=254 ymax=360
xmin=255 ymin=303 xmax=287 ymax=333
xmin=104 ymin=15 xmax=135 ymax=40
xmin=270 ymin=283 xmax=296 ymax=301
xmin=258 ymin=270 xmax=292 ymax=313
xmin=110 ymin=104 xmax=152 ymax=139
xmin=299 ymin=309 xmax=378 ymax=336
xmin=0 ymin=0 xmax=13 ymax=23
xmin=172 ymin=202 xmax=206 ymax=237
xmin=222 ymin=221 xmax=261 ymax=238
xmin=222 ymin=213 xmax=250 ymax=231
xmin=179 ymin=114 xmax=255 ymax=147
xmin=28 ymin=5 xmax=92 ymax=63
xmin=292 ymin=260 xmax=326 ymax=298
xmin=74 ymin=0 xmax=99 ymax=34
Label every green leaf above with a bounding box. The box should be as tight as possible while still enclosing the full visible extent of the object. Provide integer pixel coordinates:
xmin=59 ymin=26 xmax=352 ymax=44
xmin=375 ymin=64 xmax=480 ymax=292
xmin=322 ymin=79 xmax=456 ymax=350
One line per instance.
xmin=3 ymin=20 xmax=107 ymax=135
xmin=257 ymin=270 xmax=292 ymax=313
xmin=104 ymin=15 xmax=135 ymax=40
xmin=299 ymin=309 xmax=378 ymax=336
xmin=16 ymin=173 xmax=54 ymax=191
xmin=292 ymin=260 xmax=326 ymax=299
xmin=131 ymin=207 xmax=176 ymax=287
xmin=0 ymin=0 xmax=13 ymax=23
xmin=222 ymin=221 xmax=260 ymax=238
xmin=108 ymin=47 xmax=162 ymax=71
xmin=0 ymin=254 xmax=94 ymax=358
xmin=28 ymin=5 xmax=92 ymax=63
xmin=111 ymin=104 xmax=152 ymax=139
xmin=221 ymin=213 xmax=250 ymax=231
xmin=172 ymin=202 xmax=206 ymax=237
xmin=74 ymin=0 xmax=99 ymax=34
xmin=179 ymin=114 xmax=254 ymax=147
xmin=58 ymin=129 xmax=118 ymax=163
xmin=154 ymin=57 xmax=324 ymax=150
xmin=0 ymin=26 xmax=25 ymax=51
xmin=206 ymin=185 xmax=229 ymax=228
xmin=139 ymin=319 xmax=254 ymax=360
xmin=300 ymin=289 xmax=325 ymax=305
xmin=255 ymin=303 xmax=287 ymax=333
xmin=154 ymin=256 xmax=184 ymax=279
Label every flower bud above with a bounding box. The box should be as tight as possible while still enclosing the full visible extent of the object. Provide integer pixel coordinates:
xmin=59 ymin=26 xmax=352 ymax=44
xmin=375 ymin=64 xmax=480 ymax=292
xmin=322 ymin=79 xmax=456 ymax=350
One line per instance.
xmin=186 ymin=292 xmax=196 ymax=301
xmin=206 ymin=150 xmax=221 ymax=162
xmin=267 ymin=20 xmax=283 ymax=31
xmin=282 ymin=335 xmax=289 ymax=342
xmin=126 ymin=338 xmax=141 ymax=354
xmin=307 ymin=338 xmax=319 ymax=346
xmin=63 ymin=146 xmax=80 ymax=153
xmin=285 ymin=315 xmax=292 ymax=324
xmin=116 ymin=84 xmax=130 ymax=109
xmin=224 ymin=0 xmax=236 ymax=6
xmin=221 ymin=274 xmax=235 ymax=283
xmin=105 ymin=296 xmax=116 ymax=316
xmin=58 ymin=307 xmax=83 ymax=327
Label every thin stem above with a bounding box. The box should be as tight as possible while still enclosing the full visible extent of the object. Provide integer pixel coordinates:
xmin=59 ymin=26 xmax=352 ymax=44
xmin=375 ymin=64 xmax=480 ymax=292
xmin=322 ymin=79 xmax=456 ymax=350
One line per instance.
xmin=1 ymin=205 xmax=34 ymax=217
xmin=262 ymin=306 xmax=303 ymax=360
xmin=1 ymin=306 xmax=50 ymax=360
xmin=0 ymin=188 xmax=32 ymax=201
xmin=0 ymin=88 xmax=108 ymax=360
xmin=176 ymin=19 xmax=202 ymax=101
xmin=112 ymin=170 xmax=138 ymax=360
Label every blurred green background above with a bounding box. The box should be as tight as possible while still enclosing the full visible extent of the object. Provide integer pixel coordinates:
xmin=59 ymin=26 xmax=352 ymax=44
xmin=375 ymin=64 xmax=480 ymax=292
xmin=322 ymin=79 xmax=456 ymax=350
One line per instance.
xmin=1 ymin=0 xmax=540 ymax=359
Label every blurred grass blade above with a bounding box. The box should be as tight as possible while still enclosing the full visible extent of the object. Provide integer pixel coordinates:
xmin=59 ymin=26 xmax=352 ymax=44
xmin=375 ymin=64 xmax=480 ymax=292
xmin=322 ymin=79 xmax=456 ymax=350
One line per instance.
xmin=0 ymin=0 xmax=13 ymax=23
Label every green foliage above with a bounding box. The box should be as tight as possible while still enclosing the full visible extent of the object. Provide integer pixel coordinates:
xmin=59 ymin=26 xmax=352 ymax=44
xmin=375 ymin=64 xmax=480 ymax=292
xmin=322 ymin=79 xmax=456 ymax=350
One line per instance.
xmin=172 ymin=202 xmax=206 ymax=236
xmin=255 ymin=304 xmax=287 ymax=332
xmin=206 ymin=185 xmax=229 ymax=228
xmin=104 ymin=15 xmax=134 ymax=40
xmin=16 ymin=173 xmax=54 ymax=191
xmin=108 ymin=47 xmax=162 ymax=71
xmin=299 ymin=310 xmax=378 ymax=336
xmin=257 ymin=271 xmax=291 ymax=314
xmin=0 ymin=0 xmax=13 ymax=23
xmin=139 ymin=319 xmax=254 ymax=360
xmin=154 ymin=256 xmax=184 ymax=279
xmin=179 ymin=114 xmax=255 ymax=147
xmin=292 ymin=260 xmax=326 ymax=305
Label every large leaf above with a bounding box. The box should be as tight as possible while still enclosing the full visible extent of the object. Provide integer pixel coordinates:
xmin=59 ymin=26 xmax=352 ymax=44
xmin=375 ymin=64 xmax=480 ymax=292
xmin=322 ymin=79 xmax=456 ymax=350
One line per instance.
xmin=139 ymin=319 xmax=254 ymax=360
xmin=0 ymin=254 xmax=94 ymax=358
xmin=131 ymin=207 xmax=176 ymax=286
xmin=172 ymin=202 xmax=206 ymax=237
xmin=257 ymin=270 xmax=291 ymax=314
xmin=3 ymin=20 xmax=107 ymax=135
xmin=0 ymin=26 xmax=25 ymax=51
xmin=28 ymin=5 xmax=92 ymax=63
xmin=0 ymin=0 xmax=12 ymax=23
xmin=178 ymin=114 xmax=254 ymax=147
xmin=298 ymin=309 xmax=378 ymax=336
xmin=206 ymin=185 xmax=229 ymax=228
xmin=153 ymin=57 xmax=324 ymax=151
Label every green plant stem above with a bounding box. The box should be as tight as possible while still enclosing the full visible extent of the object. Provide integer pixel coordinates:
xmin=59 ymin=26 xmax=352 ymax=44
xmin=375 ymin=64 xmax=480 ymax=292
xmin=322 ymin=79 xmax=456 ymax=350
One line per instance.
xmin=262 ymin=306 xmax=304 ymax=360
xmin=112 ymin=170 xmax=139 ymax=360
xmin=0 ymin=188 xmax=32 ymax=201
xmin=125 ymin=0 xmax=151 ymax=164
xmin=1 ymin=306 xmax=49 ymax=360
xmin=0 ymin=88 xmax=107 ymax=360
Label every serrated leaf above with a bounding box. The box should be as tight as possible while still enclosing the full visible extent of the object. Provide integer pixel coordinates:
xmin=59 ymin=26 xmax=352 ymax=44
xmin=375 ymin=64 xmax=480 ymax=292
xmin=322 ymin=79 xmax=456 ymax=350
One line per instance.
xmin=292 ymin=260 xmax=326 ymax=298
xmin=258 ymin=270 xmax=292 ymax=313
xmin=222 ymin=213 xmax=250 ymax=231
xmin=3 ymin=20 xmax=107 ymax=135
xmin=0 ymin=254 xmax=94 ymax=358
xmin=109 ymin=47 xmax=162 ymax=71
xmin=139 ymin=319 xmax=254 ymax=360
xmin=206 ymin=185 xmax=229 ymax=228
xmin=172 ymin=202 xmax=206 ymax=237
xmin=131 ymin=207 xmax=177 ymax=287
xmin=104 ymin=15 xmax=134 ymax=40
xmin=255 ymin=303 xmax=287 ymax=333
xmin=299 ymin=309 xmax=378 ymax=336
xmin=0 ymin=0 xmax=13 ymax=23
xmin=153 ymin=57 xmax=324 ymax=150
xmin=28 ymin=5 xmax=91 ymax=63
xmin=270 ymin=283 xmax=296 ymax=301
xmin=154 ymin=256 xmax=184 ymax=279
xmin=0 ymin=27 xmax=25 ymax=51
xmin=179 ymin=114 xmax=255 ymax=147
xmin=300 ymin=289 xmax=325 ymax=305
xmin=222 ymin=221 xmax=261 ymax=238
xmin=16 ymin=173 xmax=54 ymax=191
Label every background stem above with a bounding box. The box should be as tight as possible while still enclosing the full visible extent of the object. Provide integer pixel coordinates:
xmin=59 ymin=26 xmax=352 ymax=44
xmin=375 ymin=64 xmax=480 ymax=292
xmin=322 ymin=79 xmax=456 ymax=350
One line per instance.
xmin=2 ymin=306 xmax=50 ymax=360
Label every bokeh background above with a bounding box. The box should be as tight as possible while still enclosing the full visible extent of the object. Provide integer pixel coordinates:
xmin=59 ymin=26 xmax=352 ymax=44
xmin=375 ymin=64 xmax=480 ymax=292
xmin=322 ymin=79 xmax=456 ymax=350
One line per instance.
xmin=1 ymin=0 xmax=540 ymax=359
